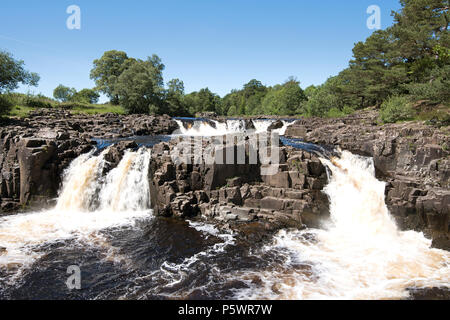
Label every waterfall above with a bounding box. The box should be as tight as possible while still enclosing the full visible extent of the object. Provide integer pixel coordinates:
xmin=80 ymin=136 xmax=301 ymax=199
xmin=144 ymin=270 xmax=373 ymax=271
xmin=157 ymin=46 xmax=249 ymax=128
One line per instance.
xmin=0 ymin=148 xmax=152 ymax=273
xmin=55 ymin=149 xmax=108 ymax=211
xmin=174 ymin=119 xmax=294 ymax=136
xmin=232 ymin=151 xmax=450 ymax=300
xmin=99 ymin=148 xmax=151 ymax=212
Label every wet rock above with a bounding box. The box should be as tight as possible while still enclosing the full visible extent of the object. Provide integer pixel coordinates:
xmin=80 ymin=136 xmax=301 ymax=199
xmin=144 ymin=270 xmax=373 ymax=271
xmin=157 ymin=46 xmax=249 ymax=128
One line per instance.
xmin=267 ymin=120 xmax=283 ymax=131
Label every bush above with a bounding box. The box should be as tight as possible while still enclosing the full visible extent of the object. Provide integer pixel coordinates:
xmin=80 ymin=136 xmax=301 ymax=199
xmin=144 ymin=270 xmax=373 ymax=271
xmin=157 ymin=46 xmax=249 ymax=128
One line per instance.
xmin=0 ymin=94 xmax=13 ymax=115
xmin=379 ymin=95 xmax=415 ymax=123
xmin=326 ymin=107 xmax=345 ymax=118
xmin=24 ymin=95 xmax=54 ymax=108
xmin=59 ymin=101 xmax=91 ymax=109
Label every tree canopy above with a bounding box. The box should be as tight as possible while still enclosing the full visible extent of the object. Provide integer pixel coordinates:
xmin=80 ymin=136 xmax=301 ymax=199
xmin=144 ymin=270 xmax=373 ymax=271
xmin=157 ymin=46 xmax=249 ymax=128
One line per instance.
xmin=90 ymin=50 xmax=135 ymax=104
xmin=0 ymin=50 xmax=39 ymax=94
xmin=114 ymin=57 xmax=166 ymax=114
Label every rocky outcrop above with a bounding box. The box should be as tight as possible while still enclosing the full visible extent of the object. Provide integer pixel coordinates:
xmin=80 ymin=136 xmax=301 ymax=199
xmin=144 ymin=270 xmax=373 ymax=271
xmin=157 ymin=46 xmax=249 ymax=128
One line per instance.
xmin=149 ymin=134 xmax=330 ymax=230
xmin=285 ymin=108 xmax=450 ymax=248
xmin=25 ymin=109 xmax=178 ymax=138
xmin=0 ymin=129 xmax=93 ymax=211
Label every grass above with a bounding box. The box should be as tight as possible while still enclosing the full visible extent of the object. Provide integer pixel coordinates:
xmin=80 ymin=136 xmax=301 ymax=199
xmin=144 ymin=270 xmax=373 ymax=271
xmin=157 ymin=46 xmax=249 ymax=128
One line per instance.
xmin=8 ymin=105 xmax=36 ymax=117
xmin=414 ymin=104 xmax=449 ymax=127
xmin=7 ymin=103 xmax=125 ymax=118
xmin=7 ymin=102 xmax=125 ymax=118
xmin=2 ymin=92 xmax=126 ymax=118
xmin=69 ymin=103 xmax=126 ymax=115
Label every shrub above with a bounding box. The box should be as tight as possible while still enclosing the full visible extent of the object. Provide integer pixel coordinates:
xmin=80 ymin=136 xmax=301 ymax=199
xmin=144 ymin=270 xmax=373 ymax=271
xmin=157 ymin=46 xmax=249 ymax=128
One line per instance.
xmin=379 ymin=95 xmax=415 ymax=123
xmin=326 ymin=107 xmax=345 ymax=118
xmin=24 ymin=95 xmax=54 ymax=108
xmin=59 ymin=101 xmax=91 ymax=109
xmin=0 ymin=94 xmax=13 ymax=115
xmin=324 ymin=105 xmax=355 ymax=118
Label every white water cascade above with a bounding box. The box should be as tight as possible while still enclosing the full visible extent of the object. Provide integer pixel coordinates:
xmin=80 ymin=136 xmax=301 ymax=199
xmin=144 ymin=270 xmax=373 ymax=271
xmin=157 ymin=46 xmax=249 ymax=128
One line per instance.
xmin=174 ymin=119 xmax=294 ymax=136
xmin=0 ymin=148 xmax=152 ymax=274
xmin=233 ymin=151 xmax=450 ymax=300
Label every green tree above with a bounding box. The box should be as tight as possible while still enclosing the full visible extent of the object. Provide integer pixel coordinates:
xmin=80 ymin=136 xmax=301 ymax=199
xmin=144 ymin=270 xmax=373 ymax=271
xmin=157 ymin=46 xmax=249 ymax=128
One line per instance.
xmin=183 ymin=88 xmax=222 ymax=115
xmin=90 ymin=50 xmax=135 ymax=104
xmin=53 ymin=84 xmax=76 ymax=102
xmin=71 ymin=88 xmax=100 ymax=104
xmin=0 ymin=50 xmax=39 ymax=93
xmin=114 ymin=56 xmax=165 ymax=114
xmin=165 ymin=78 xmax=189 ymax=116
xmin=261 ymin=78 xmax=307 ymax=115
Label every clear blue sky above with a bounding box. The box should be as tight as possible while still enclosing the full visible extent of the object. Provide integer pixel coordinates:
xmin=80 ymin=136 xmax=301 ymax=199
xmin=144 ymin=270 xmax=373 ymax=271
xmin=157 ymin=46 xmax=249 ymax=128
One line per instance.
xmin=0 ymin=0 xmax=401 ymax=102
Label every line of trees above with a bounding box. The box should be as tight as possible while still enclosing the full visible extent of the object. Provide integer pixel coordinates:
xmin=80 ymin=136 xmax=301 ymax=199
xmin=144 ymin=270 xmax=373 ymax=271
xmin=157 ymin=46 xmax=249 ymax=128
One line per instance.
xmin=1 ymin=0 xmax=448 ymax=120
xmin=88 ymin=0 xmax=449 ymax=118
xmin=88 ymin=49 xmax=310 ymax=116
xmin=53 ymin=85 xmax=100 ymax=104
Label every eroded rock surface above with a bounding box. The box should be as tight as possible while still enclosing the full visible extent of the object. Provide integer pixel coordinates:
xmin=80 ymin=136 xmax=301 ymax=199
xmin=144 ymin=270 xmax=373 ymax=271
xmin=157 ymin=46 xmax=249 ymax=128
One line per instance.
xmin=149 ymin=134 xmax=329 ymax=231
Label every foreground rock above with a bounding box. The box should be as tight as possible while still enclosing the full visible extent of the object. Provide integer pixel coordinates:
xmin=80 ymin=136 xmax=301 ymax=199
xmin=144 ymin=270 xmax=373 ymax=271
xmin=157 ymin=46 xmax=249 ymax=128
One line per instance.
xmin=149 ymin=133 xmax=329 ymax=231
xmin=285 ymin=108 xmax=450 ymax=249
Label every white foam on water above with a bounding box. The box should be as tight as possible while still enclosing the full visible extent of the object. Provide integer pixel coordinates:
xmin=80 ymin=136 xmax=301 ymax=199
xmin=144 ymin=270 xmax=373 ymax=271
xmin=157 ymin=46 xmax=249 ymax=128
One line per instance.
xmin=230 ymin=151 xmax=450 ymax=300
xmin=0 ymin=148 xmax=153 ymax=282
xmin=174 ymin=119 xmax=294 ymax=136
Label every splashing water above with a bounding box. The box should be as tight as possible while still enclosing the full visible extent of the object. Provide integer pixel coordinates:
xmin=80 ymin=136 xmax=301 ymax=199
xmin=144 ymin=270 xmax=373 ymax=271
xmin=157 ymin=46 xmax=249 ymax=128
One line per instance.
xmin=231 ymin=151 xmax=450 ymax=300
xmin=174 ymin=119 xmax=294 ymax=136
xmin=0 ymin=148 xmax=152 ymax=280
xmin=99 ymin=148 xmax=151 ymax=212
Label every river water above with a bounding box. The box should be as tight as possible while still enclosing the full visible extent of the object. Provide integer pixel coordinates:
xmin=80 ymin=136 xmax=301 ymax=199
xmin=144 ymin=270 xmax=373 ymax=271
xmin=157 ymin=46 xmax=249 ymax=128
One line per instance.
xmin=0 ymin=119 xmax=448 ymax=300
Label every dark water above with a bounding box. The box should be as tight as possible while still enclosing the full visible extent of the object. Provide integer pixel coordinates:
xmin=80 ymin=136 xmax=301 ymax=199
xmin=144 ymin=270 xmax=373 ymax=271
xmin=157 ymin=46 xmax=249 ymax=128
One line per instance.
xmin=0 ymin=216 xmax=285 ymax=300
xmin=93 ymin=135 xmax=172 ymax=150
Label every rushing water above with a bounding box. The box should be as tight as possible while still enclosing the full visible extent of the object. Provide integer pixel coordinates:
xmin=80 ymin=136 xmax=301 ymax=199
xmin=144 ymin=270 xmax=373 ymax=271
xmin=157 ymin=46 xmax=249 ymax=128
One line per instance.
xmin=0 ymin=119 xmax=448 ymax=299
xmin=173 ymin=119 xmax=294 ymax=136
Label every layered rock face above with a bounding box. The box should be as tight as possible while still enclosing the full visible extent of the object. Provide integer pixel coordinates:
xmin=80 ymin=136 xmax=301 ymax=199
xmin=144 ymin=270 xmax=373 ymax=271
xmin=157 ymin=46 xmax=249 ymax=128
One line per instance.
xmin=149 ymin=134 xmax=329 ymax=231
xmin=285 ymin=109 xmax=450 ymax=248
xmin=0 ymin=110 xmax=177 ymax=212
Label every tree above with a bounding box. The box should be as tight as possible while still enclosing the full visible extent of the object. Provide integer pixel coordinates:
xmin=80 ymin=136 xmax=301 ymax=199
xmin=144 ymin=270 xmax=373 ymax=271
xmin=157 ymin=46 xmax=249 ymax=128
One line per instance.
xmin=305 ymin=77 xmax=343 ymax=117
xmin=0 ymin=50 xmax=39 ymax=93
xmin=165 ymin=79 xmax=190 ymax=116
xmin=333 ymin=0 xmax=450 ymax=110
xmin=183 ymin=88 xmax=222 ymax=115
xmin=114 ymin=56 xmax=165 ymax=114
xmin=261 ymin=78 xmax=307 ymax=115
xmin=53 ymin=84 xmax=76 ymax=102
xmin=90 ymin=50 xmax=135 ymax=104
xmin=71 ymin=88 xmax=100 ymax=104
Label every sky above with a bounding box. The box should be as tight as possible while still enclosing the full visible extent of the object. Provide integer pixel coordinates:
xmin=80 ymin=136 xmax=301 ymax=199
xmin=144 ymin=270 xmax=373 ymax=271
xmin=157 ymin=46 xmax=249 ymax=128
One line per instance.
xmin=0 ymin=0 xmax=402 ymax=102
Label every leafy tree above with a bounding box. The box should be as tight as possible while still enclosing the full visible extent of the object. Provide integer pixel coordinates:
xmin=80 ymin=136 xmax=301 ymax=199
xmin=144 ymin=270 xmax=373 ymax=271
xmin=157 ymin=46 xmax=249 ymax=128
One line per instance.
xmin=391 ymin=0 xmax=449 ymax=78
xmin=183 ymin=88 xmax=222 ymax=115
xmin=90 ymin=50 xmax=135 ymax=104
xmin=0 ymin=50 xmax=39 ymax=93
xmin=379 ymin=95 xmax=415 ymax=123
xmin=71 ymin=88 xmax=100 ymax=104
xmin=0 ymin=94 xmax=13 ymax=115
xmin=261 ymin=78 xmax=307 ymax=115
xmin=114 ymin=56 xmax=165 ymax=114
xmin=165 ymin=78 xmax=189 ymax=116
xmin=53 ymin=84 xmax=76 ymax=102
